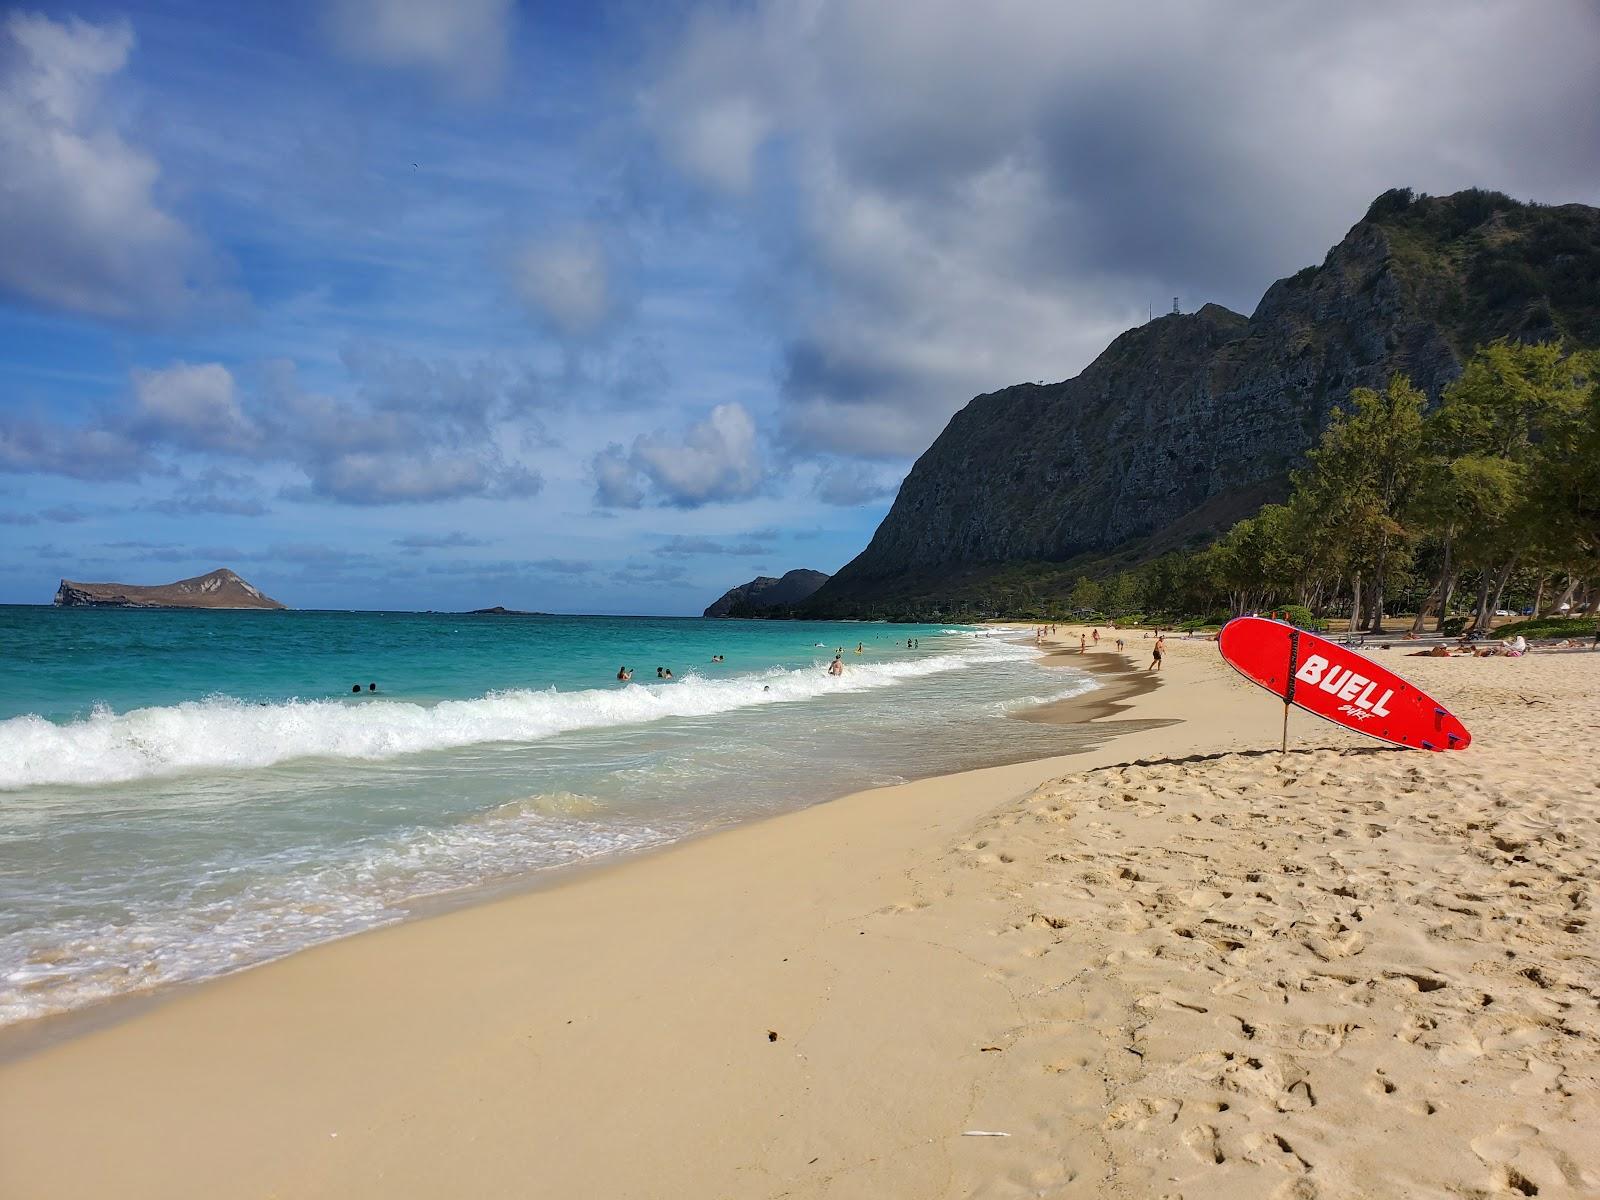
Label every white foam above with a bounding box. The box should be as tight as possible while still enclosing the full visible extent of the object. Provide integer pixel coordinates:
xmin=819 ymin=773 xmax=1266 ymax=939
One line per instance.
xmin=0 ymin=646 xmax=1026 ymax=790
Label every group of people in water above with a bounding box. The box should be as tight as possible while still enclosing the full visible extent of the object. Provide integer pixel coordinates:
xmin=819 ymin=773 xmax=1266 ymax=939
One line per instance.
xmin=612 ymin=637 xmax=930 ymax=686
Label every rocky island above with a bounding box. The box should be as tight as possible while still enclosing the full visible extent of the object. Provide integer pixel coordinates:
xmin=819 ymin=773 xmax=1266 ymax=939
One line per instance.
xmin=53 ymin=568 xmax=286 ymax=610
xmin=704 ymin=569 xmax=831 ymax=617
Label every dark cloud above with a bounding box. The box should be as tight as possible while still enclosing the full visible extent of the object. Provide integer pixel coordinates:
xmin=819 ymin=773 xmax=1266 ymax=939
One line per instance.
xmin=647 ymin=0 xmax=1600 ymax=458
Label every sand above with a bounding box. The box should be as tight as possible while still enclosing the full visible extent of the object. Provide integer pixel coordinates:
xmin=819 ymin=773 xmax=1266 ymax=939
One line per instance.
xmin=1 ymin=631 xmax=1595 ymax=1199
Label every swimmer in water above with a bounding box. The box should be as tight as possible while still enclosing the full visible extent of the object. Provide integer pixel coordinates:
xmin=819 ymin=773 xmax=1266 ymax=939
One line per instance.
xmin=617 ymin=666 xmax=632 ymax=681
xmin=368 ymin=683 xmax=377 ymax=692
xmin=351 ymin=684 xmax=361 ymax=694
xmin=855 ymin=642 xmax=863 ymax=654
xmin=663 ymin=667 xmax=673 ymax=679
xmin=828 ymin=655 xmax=844 ymax=676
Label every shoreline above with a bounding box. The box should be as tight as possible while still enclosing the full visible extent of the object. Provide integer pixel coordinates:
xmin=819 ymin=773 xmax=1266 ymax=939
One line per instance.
xmin=4 ymin=630 xmax=1595 ymax=1198
xmin=0 ymin=631 xmax=1110 ymax=1058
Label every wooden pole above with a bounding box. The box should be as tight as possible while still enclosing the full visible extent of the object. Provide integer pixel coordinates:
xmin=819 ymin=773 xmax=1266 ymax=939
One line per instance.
xmin=1282 ymin=628 xmax=1301 ymax=756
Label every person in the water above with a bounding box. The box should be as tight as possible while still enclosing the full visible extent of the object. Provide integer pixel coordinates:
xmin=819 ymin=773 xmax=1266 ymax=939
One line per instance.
xmin=827 ymin=654 xmax=844 ymax=676
xmin=351 ymin=684 xmax=361 ymax=693
xmin=368 ymin=683 xmax=377 ymax=692
xmin=617 ymin=666 xmax=632 ymax=681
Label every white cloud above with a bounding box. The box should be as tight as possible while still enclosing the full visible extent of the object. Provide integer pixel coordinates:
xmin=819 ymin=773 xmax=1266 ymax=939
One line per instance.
xmin=0 ymin=12 xmax=230 ymax=322
xmin=513 ymin=232 xmax=615 ymax=338
xmin=131 ymin=363 xmax=259 ymax=453
xmin=632 ymin=402 xmax=765 ymax=507
xmin=590 ymin=404 xmax=768 ymax=509
xmin=322 ymin=0 xmax=515 ymax=97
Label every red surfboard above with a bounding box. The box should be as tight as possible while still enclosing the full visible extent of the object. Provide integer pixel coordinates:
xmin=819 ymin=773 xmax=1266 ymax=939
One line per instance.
xmin=1218 ymin=616 xmax=1471 ymax=751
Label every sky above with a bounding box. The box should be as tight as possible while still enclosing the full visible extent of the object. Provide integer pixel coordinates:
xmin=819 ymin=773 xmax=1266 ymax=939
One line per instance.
xmin=1 ymin=0 xmax=1597 ymax=613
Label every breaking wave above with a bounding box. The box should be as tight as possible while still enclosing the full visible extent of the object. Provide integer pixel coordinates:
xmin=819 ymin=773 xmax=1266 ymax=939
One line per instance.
xmin=0 ymin=646 xmax=1030 ymax=790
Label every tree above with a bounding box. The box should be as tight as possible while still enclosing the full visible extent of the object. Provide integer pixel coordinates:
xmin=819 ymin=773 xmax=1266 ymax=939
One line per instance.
xmin=1292 ymin=375 xmax=1428 ymax=631
xmin=1067 ymin=576 xmax=1104 ymax=612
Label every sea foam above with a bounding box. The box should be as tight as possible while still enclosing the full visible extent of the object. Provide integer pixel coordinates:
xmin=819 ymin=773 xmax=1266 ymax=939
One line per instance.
xmin=0 ymin=646 xmax=1026 ymax=790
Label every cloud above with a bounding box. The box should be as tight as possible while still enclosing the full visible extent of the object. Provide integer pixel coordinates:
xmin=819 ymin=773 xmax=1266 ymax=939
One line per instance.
xmin=142 ymin=467 xmax=269 ymax=517
xmin=321 ymin=0 xmax=514 ymax=97
xmin=394 ymin=531 xmax=491 ymax=551
xmin=0 ymin=415 xmax=151 ymax=480
xmin=591 ymin=405 xmax=767 ymax=509
xmin=512 ymin=231 xmax=619 ymax=339
xmin=0 ymin=12 xmax=232 ymax=322
xmin=0 ymin=503 xmax=96 ymax=526
xmin=813 ymin=460 xmax=900 ymax=506
xmin=644 ymin=0 xmax=1600 ymax=458
xmin=654 ymin=534 xmax=771 ymax=557
xmin=590 ymin=443 xmax=646 ymax=509
xmin=630 ymin=403 xmax=767 ymax=507
xmin=0 ymin=350 xmax=546 ymax=506
xmin=528 ymin=558 xmax=593 ymax=575
xmin=131 ymin=363 xmax=259 ymax=453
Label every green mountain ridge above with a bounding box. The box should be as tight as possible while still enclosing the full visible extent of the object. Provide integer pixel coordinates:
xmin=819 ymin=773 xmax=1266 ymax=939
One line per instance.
xmin=805 ymin=189 xmax=1600 ymax=619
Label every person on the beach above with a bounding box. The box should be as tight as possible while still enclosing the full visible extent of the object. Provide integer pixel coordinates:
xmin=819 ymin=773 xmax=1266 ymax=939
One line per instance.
xmin=617 ymin=666 xmax=632 ymax=681
xmin=1092 ymin=629 xmax=1100 ymax=644
xmin=828 ymin=654 xmax=844 ymax=676
xmin=1079 ymin=634 xmax=1088 ymax=654
xmin=1115 ymin=637 xmax=1125 ymax=652
xmin=1149 ymin=636 xmax=1165 ymax=671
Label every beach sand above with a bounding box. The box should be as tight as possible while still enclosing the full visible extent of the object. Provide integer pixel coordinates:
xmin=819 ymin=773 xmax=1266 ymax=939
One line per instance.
xmin=2 ymin=632 xmax=1595 ymax=1198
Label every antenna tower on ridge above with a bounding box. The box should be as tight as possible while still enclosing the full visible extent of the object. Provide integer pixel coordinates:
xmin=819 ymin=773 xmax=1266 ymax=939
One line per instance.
xmin=1171 ymin=296 xmax=1180 ymax=315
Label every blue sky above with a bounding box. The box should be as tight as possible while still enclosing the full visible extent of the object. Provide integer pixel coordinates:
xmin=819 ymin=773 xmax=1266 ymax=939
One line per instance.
xmin=2 ymin=0 xmax=1597 ymax=612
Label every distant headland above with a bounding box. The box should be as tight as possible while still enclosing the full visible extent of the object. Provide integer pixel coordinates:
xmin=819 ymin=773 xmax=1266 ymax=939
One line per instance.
xmin=53 ymin=568 xmax=286 ymax=610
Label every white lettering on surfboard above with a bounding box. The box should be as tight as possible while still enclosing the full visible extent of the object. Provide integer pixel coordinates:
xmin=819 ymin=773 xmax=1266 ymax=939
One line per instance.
xmin=1294 ymin=654 xmax=1392 ymax=716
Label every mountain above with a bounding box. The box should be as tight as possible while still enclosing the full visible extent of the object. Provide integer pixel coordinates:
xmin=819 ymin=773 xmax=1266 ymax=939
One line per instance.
xmin=808 ymin=189 xmax=1600 ymax=617
xmin=704 ymin=569 xmax=831 ymax=617
xmin=53 ymin=568 xmax=287 ymax=610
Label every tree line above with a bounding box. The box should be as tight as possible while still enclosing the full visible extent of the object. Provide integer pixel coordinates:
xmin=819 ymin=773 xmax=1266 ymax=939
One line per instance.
xmin=1067 ymin=340 xmax=1599 ymax=632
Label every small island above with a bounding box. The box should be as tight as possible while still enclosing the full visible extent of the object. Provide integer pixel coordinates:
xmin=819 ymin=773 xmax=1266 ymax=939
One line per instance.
xmin=53 ymin=568 xmax=286 ymax=610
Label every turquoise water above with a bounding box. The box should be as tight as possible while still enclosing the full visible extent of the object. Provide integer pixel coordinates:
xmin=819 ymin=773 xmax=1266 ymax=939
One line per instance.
xmin=0 ymin=608 xmax=1096 ymax=1025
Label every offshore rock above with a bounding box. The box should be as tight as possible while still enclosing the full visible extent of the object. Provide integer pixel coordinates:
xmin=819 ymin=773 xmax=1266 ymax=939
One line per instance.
xmin=53 ymin=568 xmax=287 ymax=610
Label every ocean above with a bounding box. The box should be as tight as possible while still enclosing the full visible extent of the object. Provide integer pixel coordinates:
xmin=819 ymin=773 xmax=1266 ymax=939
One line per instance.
xmin=0 ymin=607 xmax=1097 ymax=1026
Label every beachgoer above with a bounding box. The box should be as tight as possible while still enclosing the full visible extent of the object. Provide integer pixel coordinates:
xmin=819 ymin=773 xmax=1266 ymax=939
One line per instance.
xmin=656 ymin=667 xmax=664 ymax=678
xmin=368 ymin=683 xmax=377 ymax=692
xmin=856 ymin=643 xmax=863 ymax=654
xmin=617 ymin=667 xmax=632 ymax=681
xmin=828 ymin=655 xmax=844 ymax=676
xmin=1079 ymin=634 xmax=1088 ymax=654
xmin=1149 ymin=636 xmax=1165 ymax=671
xmin=351 ymin=684 xmax=361 ymax=693
xmin=1115 ymin=637 xmax=1125 ymax=652
xmin=1092 ymin=629 xmax=1100 ymax=644
xmin=663 ymin=668 xmax=673 ymax=679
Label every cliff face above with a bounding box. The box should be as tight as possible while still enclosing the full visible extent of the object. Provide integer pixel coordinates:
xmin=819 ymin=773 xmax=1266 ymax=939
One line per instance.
xmin=53 ymin=568 xmax=286 ymax=610
xmin=704 ymin=569 xmax=831 ymax=617
xmin=811 ymin=190 xmax=1600 ymax=614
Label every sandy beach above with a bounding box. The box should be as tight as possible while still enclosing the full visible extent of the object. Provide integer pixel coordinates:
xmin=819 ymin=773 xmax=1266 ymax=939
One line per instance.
xmin=2 ymin=630 xmax=1596 ymax=1199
